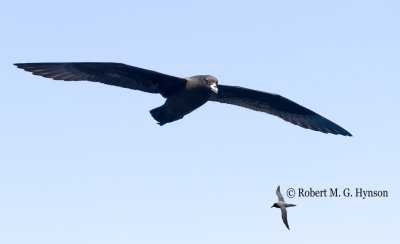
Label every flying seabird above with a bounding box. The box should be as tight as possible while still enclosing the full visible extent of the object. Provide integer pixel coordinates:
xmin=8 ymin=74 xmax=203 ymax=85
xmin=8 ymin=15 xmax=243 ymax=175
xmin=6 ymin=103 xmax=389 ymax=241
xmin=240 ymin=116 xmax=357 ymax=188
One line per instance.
xmin=14 ymin=62 xmax=352 ymax=136
xmin=271 ymin=185 xmax=296 ymax=230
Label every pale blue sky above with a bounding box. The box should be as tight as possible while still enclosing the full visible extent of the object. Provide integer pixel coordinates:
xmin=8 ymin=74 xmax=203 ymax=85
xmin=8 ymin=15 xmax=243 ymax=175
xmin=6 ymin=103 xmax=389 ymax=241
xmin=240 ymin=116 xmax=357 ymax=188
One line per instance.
xmin=1 ymin=1 xmax=399 ymax=243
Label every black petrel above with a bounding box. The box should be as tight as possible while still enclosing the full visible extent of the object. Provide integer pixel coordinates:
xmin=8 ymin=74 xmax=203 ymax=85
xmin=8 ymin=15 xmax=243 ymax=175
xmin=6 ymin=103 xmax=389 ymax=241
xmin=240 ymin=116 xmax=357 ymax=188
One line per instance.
xmin=15 ymin=62 xmax=352 ymax=136
xmin=271 ymin=185 xmax=296 ymax=230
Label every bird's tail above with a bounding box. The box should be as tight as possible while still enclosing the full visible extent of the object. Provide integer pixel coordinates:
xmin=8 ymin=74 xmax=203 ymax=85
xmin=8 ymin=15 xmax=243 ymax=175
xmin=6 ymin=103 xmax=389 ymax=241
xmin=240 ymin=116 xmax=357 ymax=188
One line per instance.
xmin=150 ymin=106 xmax=165 ymax=126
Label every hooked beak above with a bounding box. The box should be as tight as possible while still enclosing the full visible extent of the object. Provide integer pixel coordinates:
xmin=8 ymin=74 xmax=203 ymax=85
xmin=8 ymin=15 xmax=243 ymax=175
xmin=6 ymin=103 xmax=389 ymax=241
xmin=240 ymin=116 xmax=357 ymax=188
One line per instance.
xmin=210 ymin=83 xmax=218 ymax=94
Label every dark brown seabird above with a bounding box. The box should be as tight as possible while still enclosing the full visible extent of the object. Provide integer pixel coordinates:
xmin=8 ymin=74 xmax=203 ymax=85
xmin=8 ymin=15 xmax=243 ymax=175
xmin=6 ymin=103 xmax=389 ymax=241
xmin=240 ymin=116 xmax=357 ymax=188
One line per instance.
xmin=14 ymin=62 xmax=352 ymax=136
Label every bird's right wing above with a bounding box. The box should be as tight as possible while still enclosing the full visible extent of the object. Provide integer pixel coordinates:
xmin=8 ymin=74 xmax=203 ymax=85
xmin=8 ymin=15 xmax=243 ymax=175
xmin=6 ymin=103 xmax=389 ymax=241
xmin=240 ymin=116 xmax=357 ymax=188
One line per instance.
xmin=210 ymin=85 xmax=352 ymax=136
xmin=281 ymin=208 xmax=290 ymax=230
xmin=276 ymin=185 xmax=285 ymax=202
xmin=15 ymin=62 xmax=187 ymax=97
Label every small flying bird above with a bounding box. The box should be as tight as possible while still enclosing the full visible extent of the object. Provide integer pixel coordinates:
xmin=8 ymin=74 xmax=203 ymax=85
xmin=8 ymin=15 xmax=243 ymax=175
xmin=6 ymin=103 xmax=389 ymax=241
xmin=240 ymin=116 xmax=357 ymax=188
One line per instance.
xmin=14 ymin=62 xmax=352 ymax=136
xmin=271 ymin=185 xmax=296 ymax=230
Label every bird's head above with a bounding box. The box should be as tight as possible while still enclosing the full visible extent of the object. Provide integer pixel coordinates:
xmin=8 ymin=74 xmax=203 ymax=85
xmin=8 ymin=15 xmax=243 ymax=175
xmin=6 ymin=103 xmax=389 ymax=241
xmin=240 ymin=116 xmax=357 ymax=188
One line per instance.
xmin=203 ymin=75 xmax=218 ymax=94
xmin=271 ymin=203 xmax=279 ymax=208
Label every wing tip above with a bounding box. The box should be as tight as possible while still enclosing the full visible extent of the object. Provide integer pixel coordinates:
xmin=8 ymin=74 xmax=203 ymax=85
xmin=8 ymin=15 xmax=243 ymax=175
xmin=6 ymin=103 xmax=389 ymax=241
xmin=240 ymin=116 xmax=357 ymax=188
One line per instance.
xmin=14 ymin=63 xmax=33 ymax=71
xmin=304 ymin=115 xmax=353 ymax=137
xmin=332 ymin=126 xmax=353 ymax=137
xmin=343 ymin=131 xmax=353 ymax=137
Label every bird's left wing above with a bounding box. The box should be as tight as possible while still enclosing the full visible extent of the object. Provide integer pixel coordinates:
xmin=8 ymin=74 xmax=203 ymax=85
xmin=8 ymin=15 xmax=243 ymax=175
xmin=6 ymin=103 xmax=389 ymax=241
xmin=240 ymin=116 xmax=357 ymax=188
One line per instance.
xmin=276 ymin=185 xmax=285 ymax=202
xmin=210 ymin=85 xmax=352 ymax=136
xmin=14 ymin=62 xmax=187 ymax=97
xmin=281 ymin=208 xmax=290 ymax=230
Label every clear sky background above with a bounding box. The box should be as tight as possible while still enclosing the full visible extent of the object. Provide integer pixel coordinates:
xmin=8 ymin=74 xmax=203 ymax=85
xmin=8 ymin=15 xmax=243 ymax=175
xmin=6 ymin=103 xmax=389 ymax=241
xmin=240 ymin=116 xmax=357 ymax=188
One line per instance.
xmin=1 ymin=1 xmax=399 ymax=243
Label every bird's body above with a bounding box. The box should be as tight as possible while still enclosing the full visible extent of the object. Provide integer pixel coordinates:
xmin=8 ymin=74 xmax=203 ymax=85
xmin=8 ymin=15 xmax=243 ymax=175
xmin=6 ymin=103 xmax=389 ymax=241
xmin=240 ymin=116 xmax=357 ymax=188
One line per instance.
xmin=15 ymin=62 xmax=352 ymax=136
xmin=272 ymin=185 xmax=296 ymax=230
xmin=274 ymin=201 xmax=296 ymax=209
xmin=151 ymin=75 xmax=217 ymax=125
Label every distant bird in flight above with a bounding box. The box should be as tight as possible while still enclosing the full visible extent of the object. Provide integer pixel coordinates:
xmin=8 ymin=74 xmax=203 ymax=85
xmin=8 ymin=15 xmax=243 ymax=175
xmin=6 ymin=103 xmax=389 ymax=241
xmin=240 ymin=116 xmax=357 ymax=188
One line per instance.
xmin=15 ymin=62 xmax=352 ymax=136
xmin=271 ymin=185 xmax=296 ymax=230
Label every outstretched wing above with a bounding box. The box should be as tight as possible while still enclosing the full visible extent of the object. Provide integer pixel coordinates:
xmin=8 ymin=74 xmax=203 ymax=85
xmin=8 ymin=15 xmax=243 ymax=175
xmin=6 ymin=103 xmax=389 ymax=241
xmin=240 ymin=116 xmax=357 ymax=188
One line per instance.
xmin=210 ymin=85 xmax=352 ymax=136
xmin=14 ymin=62 xmax=187 ymax=97
xmin=281 ymin=208 xmax=290 ymax=230
xmin=276 ymin=185 xmax=285 ymax=202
